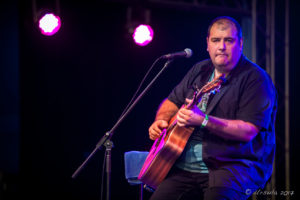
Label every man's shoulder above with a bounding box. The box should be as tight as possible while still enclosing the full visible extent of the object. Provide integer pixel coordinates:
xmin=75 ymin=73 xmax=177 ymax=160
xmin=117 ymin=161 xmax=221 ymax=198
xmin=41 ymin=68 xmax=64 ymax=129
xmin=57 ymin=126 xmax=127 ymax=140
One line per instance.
xmin=194 ymin=58 xmax=212 ymax=67
xmin=240 ymin=56 xmax=270 ymax=77
xmin=191 ymin=59 xmax=212 ymax=72
xmin=237 ymin=56 xmax=274 ymax=89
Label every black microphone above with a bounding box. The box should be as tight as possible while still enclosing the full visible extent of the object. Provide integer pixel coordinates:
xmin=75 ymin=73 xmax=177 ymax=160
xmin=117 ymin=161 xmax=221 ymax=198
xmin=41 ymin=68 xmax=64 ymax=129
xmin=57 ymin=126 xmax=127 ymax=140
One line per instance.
xmin=162 ymin=48 xmax=193 ymax=59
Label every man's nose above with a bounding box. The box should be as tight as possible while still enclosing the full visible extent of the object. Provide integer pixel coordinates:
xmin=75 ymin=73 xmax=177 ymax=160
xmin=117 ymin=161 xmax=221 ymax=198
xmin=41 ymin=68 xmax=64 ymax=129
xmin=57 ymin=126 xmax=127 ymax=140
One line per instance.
xmin=218 ymin=40 xmax=226 ymax=50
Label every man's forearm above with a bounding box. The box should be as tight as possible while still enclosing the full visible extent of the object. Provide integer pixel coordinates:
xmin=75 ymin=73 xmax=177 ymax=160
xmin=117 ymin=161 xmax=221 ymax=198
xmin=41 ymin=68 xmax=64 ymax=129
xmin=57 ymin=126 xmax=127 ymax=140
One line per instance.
xmin=155 ymin=99 xmax=179 ymax=122
xmin=206 ymin=115 xmax=259 ymax=142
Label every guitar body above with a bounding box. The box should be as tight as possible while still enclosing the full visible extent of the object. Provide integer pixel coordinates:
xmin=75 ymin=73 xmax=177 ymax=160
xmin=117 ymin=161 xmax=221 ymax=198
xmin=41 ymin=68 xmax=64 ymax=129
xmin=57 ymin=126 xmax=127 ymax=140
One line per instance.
xmin=138 ymin=74 xmax=225 ymax=189
xmin=138 ymin=118 xmax=194 ymax=189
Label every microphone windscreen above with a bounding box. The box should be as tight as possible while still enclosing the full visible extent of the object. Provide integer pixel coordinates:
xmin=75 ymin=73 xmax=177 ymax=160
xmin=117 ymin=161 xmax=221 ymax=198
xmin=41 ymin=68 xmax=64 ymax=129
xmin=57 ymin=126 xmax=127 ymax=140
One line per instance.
xmin=184 ymin=48 xmax=193 ymax=58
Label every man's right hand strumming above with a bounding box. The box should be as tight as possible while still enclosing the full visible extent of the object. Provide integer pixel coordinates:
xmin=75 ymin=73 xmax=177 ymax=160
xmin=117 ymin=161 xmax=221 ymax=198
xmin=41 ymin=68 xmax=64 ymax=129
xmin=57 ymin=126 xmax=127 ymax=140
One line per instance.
xmin=148 ymin=120 xmax=169 ymax=140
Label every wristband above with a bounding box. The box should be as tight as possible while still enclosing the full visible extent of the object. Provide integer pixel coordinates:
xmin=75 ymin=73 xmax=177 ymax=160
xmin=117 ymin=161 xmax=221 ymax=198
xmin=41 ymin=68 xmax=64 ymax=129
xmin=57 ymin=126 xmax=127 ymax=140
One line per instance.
xmin=201 ymin=114 xmax=209 ymax=128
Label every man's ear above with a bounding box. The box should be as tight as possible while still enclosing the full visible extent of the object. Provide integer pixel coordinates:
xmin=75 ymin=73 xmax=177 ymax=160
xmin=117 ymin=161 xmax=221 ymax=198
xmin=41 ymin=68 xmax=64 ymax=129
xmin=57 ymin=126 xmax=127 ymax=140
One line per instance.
xmin=206 ymin=37 xmax=209 ymax=51
xmin=239 ymin=38 xmax=243 ymax=51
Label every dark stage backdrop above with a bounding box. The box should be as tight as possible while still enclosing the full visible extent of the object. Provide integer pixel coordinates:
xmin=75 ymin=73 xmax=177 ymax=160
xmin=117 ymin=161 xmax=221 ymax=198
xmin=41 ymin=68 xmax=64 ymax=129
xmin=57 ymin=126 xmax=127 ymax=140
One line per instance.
xmin=18 ymin=2 xmax=213 ymax=199
xmin=0 ymin=0 xmax=297 ymax=200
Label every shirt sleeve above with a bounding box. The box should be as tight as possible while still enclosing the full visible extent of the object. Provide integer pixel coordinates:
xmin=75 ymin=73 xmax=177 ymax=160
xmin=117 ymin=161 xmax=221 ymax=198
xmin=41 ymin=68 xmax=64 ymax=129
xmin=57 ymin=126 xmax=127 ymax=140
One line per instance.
xmin=167 ymin=64 xmax=200 ymax=108
xmin=236 ymin=69 xmax=276 ymax=130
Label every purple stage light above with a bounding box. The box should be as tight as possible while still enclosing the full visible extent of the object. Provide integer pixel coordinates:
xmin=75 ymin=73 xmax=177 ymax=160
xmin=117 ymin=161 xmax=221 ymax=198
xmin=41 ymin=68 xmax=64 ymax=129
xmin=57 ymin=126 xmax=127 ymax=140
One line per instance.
xmin=39 ymin=13 xmax=61 ymax=36
xmin=132 ymin=24 xmax=154 ymax=46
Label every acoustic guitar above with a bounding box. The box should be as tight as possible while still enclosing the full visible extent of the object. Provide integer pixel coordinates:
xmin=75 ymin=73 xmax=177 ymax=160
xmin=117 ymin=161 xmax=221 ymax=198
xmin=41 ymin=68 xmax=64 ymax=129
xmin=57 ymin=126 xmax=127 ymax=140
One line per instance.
xmin=138 ymin=74 xmax=226 ymax=189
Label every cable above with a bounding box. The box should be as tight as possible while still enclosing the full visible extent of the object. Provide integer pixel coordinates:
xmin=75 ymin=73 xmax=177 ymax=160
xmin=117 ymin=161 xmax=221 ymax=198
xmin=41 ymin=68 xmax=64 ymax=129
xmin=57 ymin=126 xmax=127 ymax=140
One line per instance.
xmin=118 ymin=56 xmax=164 ymax=119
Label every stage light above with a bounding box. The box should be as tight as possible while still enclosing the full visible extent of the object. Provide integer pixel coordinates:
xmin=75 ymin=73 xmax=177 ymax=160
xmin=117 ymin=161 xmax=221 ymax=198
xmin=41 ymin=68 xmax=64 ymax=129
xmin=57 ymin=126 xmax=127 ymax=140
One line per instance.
xmin=38 ymin=13 xmax=61 ymax=36
xmin=132 ymin=24 xmax=154 ymax=46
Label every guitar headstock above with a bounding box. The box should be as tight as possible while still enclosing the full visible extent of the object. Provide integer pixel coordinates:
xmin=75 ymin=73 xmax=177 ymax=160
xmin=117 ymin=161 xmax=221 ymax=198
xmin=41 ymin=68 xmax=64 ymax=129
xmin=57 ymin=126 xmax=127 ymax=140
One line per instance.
xmin=188 ymin=74 xmax=226 ymax=108
xmin=201 ymin=74 xmax=226 ymax=94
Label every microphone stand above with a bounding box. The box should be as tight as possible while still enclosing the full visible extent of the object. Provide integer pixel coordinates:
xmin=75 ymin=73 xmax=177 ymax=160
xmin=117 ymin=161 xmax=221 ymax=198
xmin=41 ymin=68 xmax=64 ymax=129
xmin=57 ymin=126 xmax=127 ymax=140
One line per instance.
xmin=71 ymin=58 xmax=174 ymax=200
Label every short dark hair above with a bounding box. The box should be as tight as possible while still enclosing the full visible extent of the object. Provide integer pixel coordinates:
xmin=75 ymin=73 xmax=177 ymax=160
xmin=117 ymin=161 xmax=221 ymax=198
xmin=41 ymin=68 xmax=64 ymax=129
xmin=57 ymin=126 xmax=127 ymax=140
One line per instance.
xmin=207 ymin=16 xmax=242 ymax=40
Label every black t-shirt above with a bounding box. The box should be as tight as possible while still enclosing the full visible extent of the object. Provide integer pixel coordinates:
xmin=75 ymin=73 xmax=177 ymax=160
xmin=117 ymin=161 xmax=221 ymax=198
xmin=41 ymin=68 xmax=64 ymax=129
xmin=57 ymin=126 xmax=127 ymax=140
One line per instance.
xmin=168 ymin=55 xmax=277 ymax=194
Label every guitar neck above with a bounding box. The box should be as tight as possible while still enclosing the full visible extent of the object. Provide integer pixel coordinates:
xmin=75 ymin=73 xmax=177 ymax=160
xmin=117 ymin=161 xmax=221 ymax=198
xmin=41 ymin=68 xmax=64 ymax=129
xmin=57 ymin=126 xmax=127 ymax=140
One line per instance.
xmin=166 ymin=74 xmax=225 ymax=132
